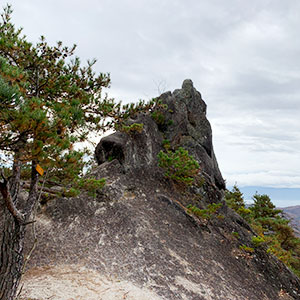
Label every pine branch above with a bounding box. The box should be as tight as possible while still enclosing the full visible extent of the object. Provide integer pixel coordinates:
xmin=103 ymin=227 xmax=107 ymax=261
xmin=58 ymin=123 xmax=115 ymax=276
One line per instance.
xmin=22 ymin=182 xmax=63 ymax=195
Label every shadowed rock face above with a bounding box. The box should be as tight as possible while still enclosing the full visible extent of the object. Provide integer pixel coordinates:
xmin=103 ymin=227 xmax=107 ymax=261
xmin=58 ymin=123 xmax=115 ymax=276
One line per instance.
xmin=21 ymin=80 xmax=300 ymax=300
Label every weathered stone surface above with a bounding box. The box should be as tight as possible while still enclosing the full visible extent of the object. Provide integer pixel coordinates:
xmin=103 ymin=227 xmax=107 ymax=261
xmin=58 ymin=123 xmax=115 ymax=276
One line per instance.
xmin=159 ymin=79 xmax=224 ymax=189
xmin=95 ymin=79 xmax=225 ymax=189
xmin=20 ymin=80 xmax=300 ymax=300
xmin=95 ymin=113 xmax=163 ymax=173
xmin=21 ymin=167 xmax=300 ymax=300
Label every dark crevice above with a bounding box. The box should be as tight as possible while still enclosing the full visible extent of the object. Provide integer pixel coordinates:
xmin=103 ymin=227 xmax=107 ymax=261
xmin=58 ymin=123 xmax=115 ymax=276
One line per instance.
xmin=101 ymin=140 xmax=125 ymax=165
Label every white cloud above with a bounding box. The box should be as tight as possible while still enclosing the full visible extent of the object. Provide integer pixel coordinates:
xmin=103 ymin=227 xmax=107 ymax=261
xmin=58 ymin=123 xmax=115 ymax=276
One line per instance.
xmin=5 ymin=0 xmax=300 ymax=195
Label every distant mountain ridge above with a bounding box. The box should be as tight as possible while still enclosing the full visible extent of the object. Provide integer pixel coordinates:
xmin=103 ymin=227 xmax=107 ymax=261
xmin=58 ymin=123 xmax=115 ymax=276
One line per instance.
xmin=236 ymin=186 xmax=300 ymax=207
xmin=281 ymin=205 xmax=300 ymax=237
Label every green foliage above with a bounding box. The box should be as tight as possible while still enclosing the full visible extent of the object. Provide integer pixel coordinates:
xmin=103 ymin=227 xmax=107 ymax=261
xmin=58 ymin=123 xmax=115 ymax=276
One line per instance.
xmin=187 ymin=203 xmax=222 ymax=220
xmin=158 ymin=147 xmax=199 ymax=185
xmin=237 ymin=207 xmax=252 ymax=222
xmin=266 ymin=241 xmax=294 ymax=266
xmin=226 ymin=184 xmax=300 ymax=278
xmin=120 ymin=123 xmax=144 ymax=135
xmin=162 ymin=139 xmax=171 ymax=150
xmin=63 ymin=187 xmax=80 ymax=198
xmin=239 ymin=244 xmax=255 ymax=253
xmin=76 ymin=177 xmax=106 ymax=197
xmin=0 ymin=5 xmax=157 ymax=299
xmin=251 ymin=236 xmax=265 ymax=248
xmin=151 ymin=111 xmax=165 ymax=125
xmin=0 ymin=5 xmax=113 ymax=178
xmin=248 ymin=194 xmax=300 ymax=272
xmin=108 ymin=155 xmax=114 ymax=162
xmin=115 ymin=98 xmax=157 ymax=124
xmin=216 ymin=214 xmax=225 ymax=220
xmin=225 ymin=185 xmax=245 ymax=211
xmin=250 ymin=193 xmax=282 ymax=219
xmin=225 ymin=185 xmax=252 ymax=222
xmin=232 ymin=231 xmax=240 ymax=239
xmin=0 ymin=5 xmax=155 ymax=196
xmin=291 ymin=267 xmax=300 ymax=279
xmin=149 ymin=99 xmax=172 ymax=130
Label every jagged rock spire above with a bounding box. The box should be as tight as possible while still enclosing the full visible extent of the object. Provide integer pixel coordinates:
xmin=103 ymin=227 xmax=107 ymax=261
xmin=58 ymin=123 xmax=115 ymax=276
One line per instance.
xmin=95 ymin=79 xmax=225 ymax=189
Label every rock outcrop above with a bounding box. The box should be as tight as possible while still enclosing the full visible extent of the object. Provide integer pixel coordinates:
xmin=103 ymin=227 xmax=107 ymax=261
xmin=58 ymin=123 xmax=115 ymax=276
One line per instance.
xmin=95 ymin=79 xmax=225 ymax=190
xmin=20 ymin=80 xmax=300 ymax=300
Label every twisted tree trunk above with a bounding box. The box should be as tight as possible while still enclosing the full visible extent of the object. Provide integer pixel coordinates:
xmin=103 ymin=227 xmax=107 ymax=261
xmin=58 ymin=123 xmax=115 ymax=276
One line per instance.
xmin=0 ymin=161 xmax=39 ymax=300
xmin=0 ymin=212 xmax=26 ymax=300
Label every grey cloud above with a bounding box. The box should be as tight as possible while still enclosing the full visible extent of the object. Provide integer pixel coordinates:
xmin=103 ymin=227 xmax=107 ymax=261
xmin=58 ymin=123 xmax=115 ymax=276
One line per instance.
xmin=5 ymin=0 xmax=300 ymax=193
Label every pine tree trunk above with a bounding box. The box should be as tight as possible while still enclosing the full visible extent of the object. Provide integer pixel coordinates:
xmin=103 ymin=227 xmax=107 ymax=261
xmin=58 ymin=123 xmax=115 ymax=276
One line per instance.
xmin=0 ymin=211 xmax=26 ymax=300
xmin=0 ymin=161 xmax=39 ymax=299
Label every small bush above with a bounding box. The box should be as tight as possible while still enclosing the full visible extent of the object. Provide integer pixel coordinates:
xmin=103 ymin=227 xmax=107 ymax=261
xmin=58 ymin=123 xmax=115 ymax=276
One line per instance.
xmin=237 ymin=207 xmax=252 ymax=222
xmin=232 ymin=231 xmax=240 ymax=239
xmin=108 ymin=155 xmax=114 ymax=162
xmin=158 ymin=147 xmax=199 ymax=185
xmin=121 ymin=123 xmax=144 ymax=135
xmin=240 ymin=244 xmax=254 ymax=253
xmin=251 ymin=236 xmax=265 ymax=248
xmin=151 ymin=111 xmax=165 ymax=125
xmin=63 ymin=187 xmax=80 ymax=197
xmin=162 ymin=139 xmax=171 ymax=150
xmin=79 ymin=178 xmax=105 ymax=196
xmin=187 ymin=203 xmax=222 ymax=220
xmin=217 ymin=214 xmax=225 ymax=220
xmin=63 ymin=178 xmax=105 ymax=198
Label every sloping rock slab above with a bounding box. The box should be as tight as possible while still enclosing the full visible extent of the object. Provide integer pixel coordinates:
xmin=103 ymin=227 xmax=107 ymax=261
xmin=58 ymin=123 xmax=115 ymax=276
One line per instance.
xmin=21 ymin=164 xmax=300 ymax=300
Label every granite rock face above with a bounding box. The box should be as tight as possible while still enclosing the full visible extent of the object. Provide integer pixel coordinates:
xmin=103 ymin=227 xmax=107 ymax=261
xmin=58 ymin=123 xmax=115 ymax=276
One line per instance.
xmin=20 ymin=80 xmax=300 ymax=300
xmin=95 ymin=79 xmax=225 ymax=189
xmin=95 ymin=113 xmax=163 ymax=172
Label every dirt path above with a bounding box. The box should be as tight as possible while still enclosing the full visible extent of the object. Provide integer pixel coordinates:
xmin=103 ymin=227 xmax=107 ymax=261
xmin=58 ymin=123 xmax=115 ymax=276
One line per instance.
xmin=19 ymin=264 xmax=162 ymax=300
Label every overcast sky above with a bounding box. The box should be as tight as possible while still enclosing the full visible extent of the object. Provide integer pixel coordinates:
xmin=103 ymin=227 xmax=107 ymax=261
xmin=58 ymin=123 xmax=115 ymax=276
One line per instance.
xmin=5 ymin=1 xmax=300 ymax=201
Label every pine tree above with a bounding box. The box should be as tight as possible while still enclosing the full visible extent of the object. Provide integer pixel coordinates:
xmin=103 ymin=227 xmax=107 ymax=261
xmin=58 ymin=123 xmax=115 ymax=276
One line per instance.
xmin=249 ymin=193 xmax=300 ymax=277
xmin=0 ymin=5 xmax=136 ymax=299
xmin=225 ymin=184 xmax=245 ymax=211
xmin=226 ymin=188 xmax=300 ymax=277
xmin=250 ymin=193 xmax=282 ymax=220
xmin=225 ymin=185 xmax=252 ymax=221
